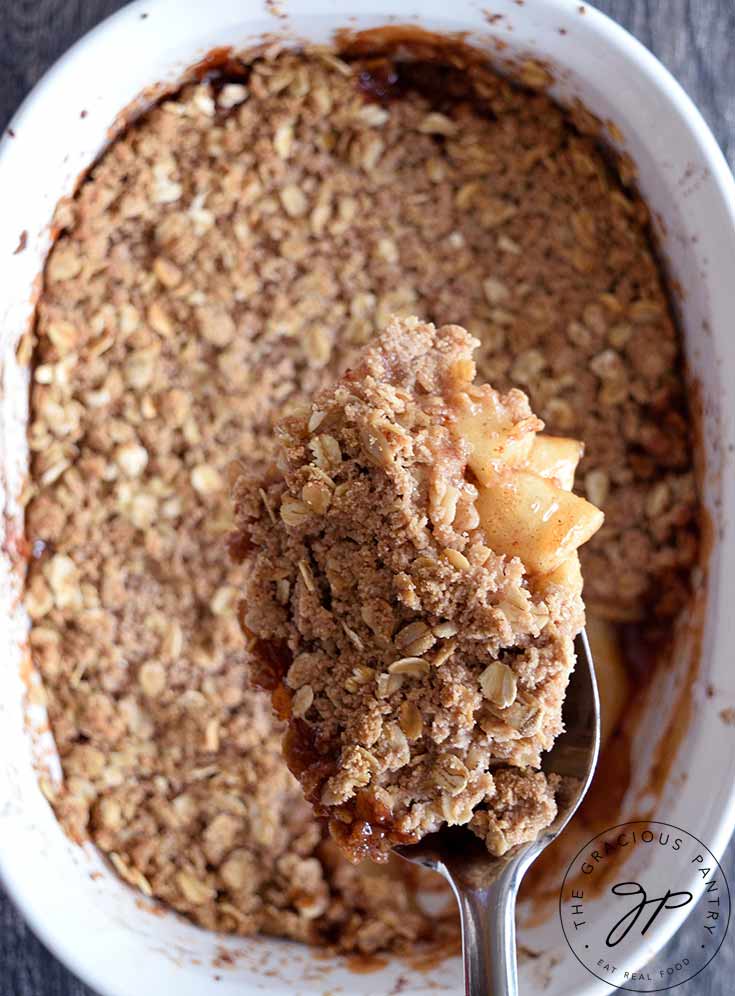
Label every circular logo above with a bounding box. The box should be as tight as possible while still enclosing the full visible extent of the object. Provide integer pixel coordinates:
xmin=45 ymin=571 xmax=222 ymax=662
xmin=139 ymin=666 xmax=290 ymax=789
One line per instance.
xmin=558 ymin=821 xmax=731 ymax=992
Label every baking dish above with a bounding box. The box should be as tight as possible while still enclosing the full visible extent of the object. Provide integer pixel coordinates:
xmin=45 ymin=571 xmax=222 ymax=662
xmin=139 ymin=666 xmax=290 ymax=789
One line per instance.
xmin=1 ymin=1 xmax=734 ymax=993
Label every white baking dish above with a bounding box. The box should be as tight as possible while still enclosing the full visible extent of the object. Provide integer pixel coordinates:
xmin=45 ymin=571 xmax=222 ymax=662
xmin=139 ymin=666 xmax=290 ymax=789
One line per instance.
xmin=1 ymin=1 xmax=734 ymax=994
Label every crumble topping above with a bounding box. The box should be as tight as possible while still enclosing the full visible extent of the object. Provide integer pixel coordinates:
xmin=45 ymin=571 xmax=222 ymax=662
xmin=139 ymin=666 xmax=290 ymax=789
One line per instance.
xmin=233 ymin=317 xmax=602 ymax=861
xmin=24 ymin=43 xmax=698 ymax=946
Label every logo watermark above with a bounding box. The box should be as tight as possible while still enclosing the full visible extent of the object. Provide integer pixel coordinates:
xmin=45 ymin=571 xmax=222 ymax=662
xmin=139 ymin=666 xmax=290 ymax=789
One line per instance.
xmin=558 ymin=821 xmax=730 ymax=991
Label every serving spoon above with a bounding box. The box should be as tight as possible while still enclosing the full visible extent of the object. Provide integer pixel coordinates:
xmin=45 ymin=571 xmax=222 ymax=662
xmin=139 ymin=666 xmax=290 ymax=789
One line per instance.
xmin=396 ymin=631 xmax=599 ymax=996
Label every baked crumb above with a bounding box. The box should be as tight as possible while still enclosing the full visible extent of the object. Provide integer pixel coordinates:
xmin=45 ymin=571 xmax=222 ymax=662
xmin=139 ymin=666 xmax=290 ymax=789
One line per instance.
xmin=233 ymin=317 xmax=602 ymax=860
xmin=468 ymin=768 xmax=558 ymax=854
xmin=25 ymin=42 xmax=698 ymax=945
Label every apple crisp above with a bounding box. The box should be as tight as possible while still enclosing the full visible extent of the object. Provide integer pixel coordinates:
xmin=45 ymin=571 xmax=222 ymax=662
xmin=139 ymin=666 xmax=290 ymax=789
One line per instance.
xmin=232 ymin=317 xmax=602 ymax=860
xmin=24 ymin=40 xmax=698 ymax=948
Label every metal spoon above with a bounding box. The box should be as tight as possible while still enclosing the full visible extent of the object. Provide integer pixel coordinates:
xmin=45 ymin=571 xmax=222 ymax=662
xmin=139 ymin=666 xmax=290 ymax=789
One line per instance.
xmin=396 ymin=631 xmax=599 ymax=996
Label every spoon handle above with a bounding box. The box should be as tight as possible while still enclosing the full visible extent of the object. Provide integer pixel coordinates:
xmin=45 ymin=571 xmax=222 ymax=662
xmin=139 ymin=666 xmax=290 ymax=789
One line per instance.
xmin=454 ymin=873 xmax=518 ymax=996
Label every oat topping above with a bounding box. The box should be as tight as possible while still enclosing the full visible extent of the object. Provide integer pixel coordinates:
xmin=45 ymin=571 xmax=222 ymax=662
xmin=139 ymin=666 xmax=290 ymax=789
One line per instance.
xmin=25 ymin=42 xmax=698 ymax=947
xmin=233 ymin=317 xmax=602 ymax=861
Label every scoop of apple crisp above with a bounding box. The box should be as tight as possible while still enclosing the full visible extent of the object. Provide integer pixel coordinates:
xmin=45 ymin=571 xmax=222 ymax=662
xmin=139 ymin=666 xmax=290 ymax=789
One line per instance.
xmin=231 ymin=317 xmax=603 ymax=862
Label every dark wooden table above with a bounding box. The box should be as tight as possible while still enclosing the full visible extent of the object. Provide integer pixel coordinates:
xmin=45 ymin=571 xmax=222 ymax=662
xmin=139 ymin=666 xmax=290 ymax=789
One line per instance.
xmin=1 ymin=1 xmax=733 ymax=993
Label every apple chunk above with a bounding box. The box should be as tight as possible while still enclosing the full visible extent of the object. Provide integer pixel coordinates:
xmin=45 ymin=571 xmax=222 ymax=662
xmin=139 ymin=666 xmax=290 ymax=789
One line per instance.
xmin=526 ymin=435 xmax=584 ymax=492
xmin=586 ymin=614 xmax=631 ymax=748
xmin=474 ymin=468 xmax=604 ymax=575
xmin=539 ymin=552 xmax=583 ymax=597
xmin=454 ymin=394 xmax=540 ymax=486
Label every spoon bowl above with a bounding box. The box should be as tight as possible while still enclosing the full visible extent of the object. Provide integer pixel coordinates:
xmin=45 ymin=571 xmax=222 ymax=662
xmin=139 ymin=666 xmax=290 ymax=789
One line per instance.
xmin=397 ymin=631 xmax=600 ymax=995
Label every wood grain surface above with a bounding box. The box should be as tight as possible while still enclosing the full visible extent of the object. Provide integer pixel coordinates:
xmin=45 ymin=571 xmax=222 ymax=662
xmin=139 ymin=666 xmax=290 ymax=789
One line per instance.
xmin=1 ymin=1 xmax=733 ymax=994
